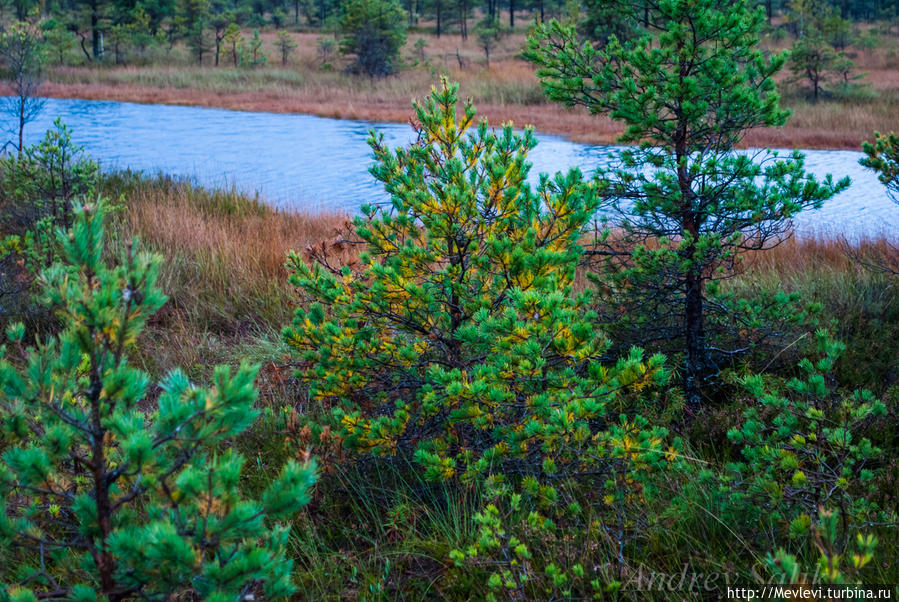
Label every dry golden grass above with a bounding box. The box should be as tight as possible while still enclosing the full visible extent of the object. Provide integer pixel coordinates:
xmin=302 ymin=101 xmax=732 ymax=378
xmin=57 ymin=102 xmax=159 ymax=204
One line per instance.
xmin=742 ymin=233 xmax=898 ymax=276
xmin=100 ymin=174 xmax=355 ymax=376
xmin=30 ymin=28 xmax=898 ymax=150
xmin=106 ymin=175 xmax=351 ymax=328
xmin=105 ymin=171 xmax=897 ymax=387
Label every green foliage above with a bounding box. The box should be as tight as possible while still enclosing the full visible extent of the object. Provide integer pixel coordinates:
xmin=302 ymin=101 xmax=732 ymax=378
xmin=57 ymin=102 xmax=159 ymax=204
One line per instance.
xmin=178 ymin=0 xmax=212 ymax=64
xmin=580 ymin=0 xmax=644 ymax=45
xmin=768 ymin=508 xmax=879 ymax=585
xmin=284 ymin=79 xmax=670 ymax=487
xmin=316 ymin=35 xmax=336 ymax=69
xmin=725 ymin=330 xmax=886 ymax=537
xmin=339 ymin=0 xmax=407 ymax=77
xmin=474 ymin=17 xmax=501 ymax=67
xmin=40 ymin=19 xmax=74 ymax=65
xmin=526 ymin=0 xmax=789 ymax=149
xmin=789 ymin=29 xmax=838 ymax=101
xmin=526 ymin=0 xmax=849 ymax=404
xmin=239 ymin=29 xmax=266 ymax=67
xmin=0 ymin=20 xmax=46 ymax=152
xmin=0 ymin=120 xmax=100 ymax=322
xmin=449 ymin=428 xmax=686 ymax=599
xmin=1 ymin=118 xmax=99 ymax=233
xmin=274 ymin=29 xmax=297 ymax=66
xmin=223 ymin=22 xmax=243 ymax=66
xmin=0 ymin=203 xmax=316 ymax=599
xmin=861 ymin=131 xmax=899 ymax=202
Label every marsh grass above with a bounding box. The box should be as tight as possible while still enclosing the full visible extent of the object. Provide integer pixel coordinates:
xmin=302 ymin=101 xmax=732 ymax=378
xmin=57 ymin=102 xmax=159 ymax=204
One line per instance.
xmin=735 ymin=236 xmax=899 ymax=389
xmin=98 ymin=172 xmax=350 ymax=376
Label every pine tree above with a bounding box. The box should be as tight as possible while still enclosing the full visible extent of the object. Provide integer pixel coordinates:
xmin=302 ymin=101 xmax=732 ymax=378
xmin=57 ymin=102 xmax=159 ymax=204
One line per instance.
xmin=525 ymin=0 xmax=849 ymax=404
xmin=179 ymin=0 xmax=212 ymax=64
xmin=789 ymin=28 xmax=838 ymax=101
xmin=0 ymin=202 xmax=316 ymax=600
xmin=339 ymin=0 xmax=407 ymax=77
xmin=274 ymin=29 xmax=297 ymax=65
xmin=0 ymin=21 xmax=46 ymax=155
xmin=238 ymin=29 xmax=266 ymax=67
xmin=223 ymin=22 xmax=242 ymax=66
xmin=858 ymin=131 xmax=899 ymax=275
xmin=283 ymin=79 xmax=668 ymax=484
xmin=474 ymin=16 xmax=501 ymax=67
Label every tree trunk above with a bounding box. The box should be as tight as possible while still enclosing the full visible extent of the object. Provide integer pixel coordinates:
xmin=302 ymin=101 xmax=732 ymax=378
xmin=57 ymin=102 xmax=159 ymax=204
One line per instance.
xmin=684 ymin=263 xmax=706 ymax=406
xmin=436 ymin=0 xmax=441 ymax=36
xmin=509 ymin=0 xmax=514 ymax=28
xmin=676 ymin=134 xmax=706 ymax=406
xmin=18 ymin=101 xmax=24 ymax=155
xmin=91 ymin=10 xmax=100 ymax=59
xmin=459 ymin=0 xmax=467 ymax=39
xmin=88 ymin=369 xmax=118 ymax=599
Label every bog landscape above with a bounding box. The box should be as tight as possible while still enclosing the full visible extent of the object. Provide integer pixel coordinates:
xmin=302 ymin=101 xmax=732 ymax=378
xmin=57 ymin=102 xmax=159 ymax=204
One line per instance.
xmin=0 ymin=0 xmax=898 ymax=599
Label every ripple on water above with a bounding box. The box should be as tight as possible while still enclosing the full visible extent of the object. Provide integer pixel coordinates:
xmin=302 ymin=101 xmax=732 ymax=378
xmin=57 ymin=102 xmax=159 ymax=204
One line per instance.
xmin=8 ymin=97 xmax=898 ymax=240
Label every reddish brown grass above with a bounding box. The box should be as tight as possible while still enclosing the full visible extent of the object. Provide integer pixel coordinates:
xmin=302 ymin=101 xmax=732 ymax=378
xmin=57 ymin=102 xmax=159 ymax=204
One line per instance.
xmin=110 ymin=177 xmax=352 ymax=328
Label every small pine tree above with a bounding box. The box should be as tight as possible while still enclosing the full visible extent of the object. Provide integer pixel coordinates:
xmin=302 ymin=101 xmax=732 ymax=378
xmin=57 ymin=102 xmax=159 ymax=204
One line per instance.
xmin=0 ymin=203 xmax=316 ymax=599
xmin=0 ymin=21 xmax=46 ymax=154
xmin=789 ymin=28 xmax=837 ymax=102
xmin=316 ymin=35 xmax=336 ymax=69
xmin=858 ymin=131 xmax=899 ymax=275
xmin=284 ymin=79 xmax=669 ymax=485
xmin=1 ymin=118 xmax=99 ymax=233
xmin=0 ymin=120 xmax=100 ymax=321
xmin=726 ymin=330 xmax=886 ymax=539
xmin=274 ymin=30 xmax=297 ymax=66
xmin=179 ymin=0 xmax=213 ymax=65
xmin=40 ymin=19 xmax=73 ymax=66
xmin=223 ymin=22 xmax=243 ymax=66
xmin=526 ymin=0 xmax=849 ymax=404
xmin=474 ymin=17 xmax=501 ymax=67
xmin=239 ymin=29 xmax=267 ymax=67
xmin=339 ymin=0 xmax=407 ymax=77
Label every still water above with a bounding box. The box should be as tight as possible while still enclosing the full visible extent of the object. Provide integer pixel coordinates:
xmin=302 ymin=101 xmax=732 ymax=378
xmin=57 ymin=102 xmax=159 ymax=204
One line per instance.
xmin=10 ymin=97 xmax=898 ymax=238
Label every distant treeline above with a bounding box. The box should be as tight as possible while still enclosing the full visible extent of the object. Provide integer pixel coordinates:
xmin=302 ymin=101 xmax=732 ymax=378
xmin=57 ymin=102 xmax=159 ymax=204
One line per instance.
xmin=0 ymin=0 xmax=896 ymax=64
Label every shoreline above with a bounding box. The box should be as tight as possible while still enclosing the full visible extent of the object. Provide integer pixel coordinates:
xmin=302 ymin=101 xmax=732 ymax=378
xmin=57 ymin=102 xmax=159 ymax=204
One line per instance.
xmin=30 ymin=81 xmax=875 ymax=151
